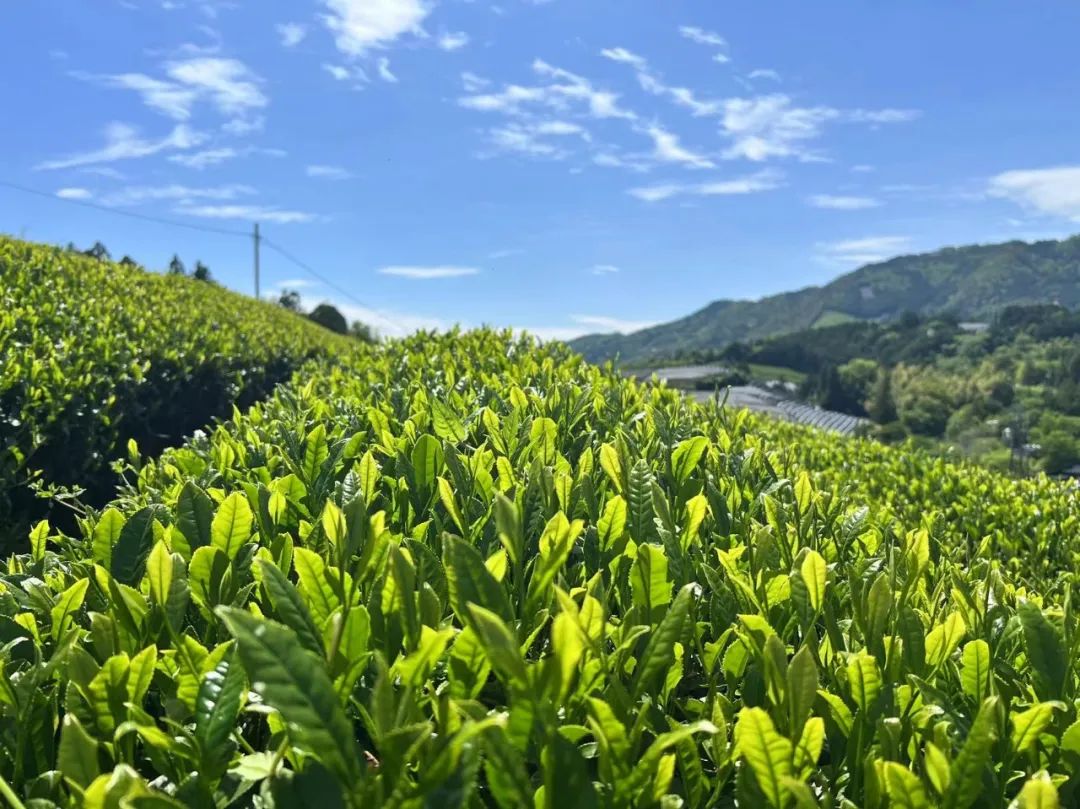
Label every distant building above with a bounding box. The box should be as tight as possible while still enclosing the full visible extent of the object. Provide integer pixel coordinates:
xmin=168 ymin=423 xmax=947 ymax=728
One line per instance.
xmin=959 ymin=321 xmax=990 ymax=333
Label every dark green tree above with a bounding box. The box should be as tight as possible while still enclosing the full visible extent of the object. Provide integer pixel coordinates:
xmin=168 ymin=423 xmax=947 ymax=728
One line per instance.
xmin=308 ymin=303 xmax=348 ymax=335
xmin=168 ymin=255 xmax=186 ymax=275
xmin=349 ymin=320 xmax=377 ymax=343
xmin=866 ymin=367 xmax=897 ymax=423
xmin=84 ymin=241 xmax=110 ymax=261
xmin=278 ymin=289 xmax=302 ymax=312
xmin=193 ymin=261 xmax=213 ymax=282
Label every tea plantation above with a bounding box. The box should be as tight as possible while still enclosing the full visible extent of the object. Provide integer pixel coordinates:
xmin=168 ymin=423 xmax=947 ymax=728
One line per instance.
xmin=1 ymin=240 xmax=1078 ymax=807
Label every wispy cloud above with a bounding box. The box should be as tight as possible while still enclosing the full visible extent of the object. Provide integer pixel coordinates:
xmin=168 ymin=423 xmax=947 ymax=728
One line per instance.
xmin=459 ymin=60 xmax=636 ymax=120
xmin=679 ymin=25 xmax=727 ymax=48
xmin=75 ymin=57 xmax=266 ymax=128
xmin=306 ymin=164 xmax=354 ymax=179
xmin=36 ymin=123 xmax=204 ymax=170
xmin=101 ymin=183 xmax=254 ymax=206
xmin=719 ymin=94 xmax=919 ymax=162
xmin=56 ymin=187 xmax=92 ymax=200
xmin=808 ymin=194 xmax=881 ymax=210
xmin=321 ymin=0 xmax=430 ymax=56
xmin=378 ymin=265 xmax=480 ymax=279
xmin=747 ymin=68 xmax=781 ymax=82
xmin=591 ymin=264 xmax=620 ymax=274
xmin=174 ymin=203 xmax=316 ymax=224
xmin=438 ymin=31 xmax=469 ymax=51
xmin=336 ymin=301 xmax=449 ymax=338
xmin=483 ymin=120 xmax=589 ymax=159
xmin=988 ymin=166 xmax=1080 ymax=222
xmin=488 ymin=248 xmax=524 ymax=259
xmin=818 ymin=235 xmax=912 ymax=266
xmin=276 ymin=22 xmax=307 ymax=47
xmin=572 ymin=314 xmax=657 ymax=333
xmin=168 ymin=145 xmax=285 ymax=169
xmin=376 ymin=57 xmax=397 ymax=82
xmin=602 ymin=46 xmax=721 ymax=117
xmin=643 ymin=124 xmax=713 ymax=168
xmin=461 ymin=71 xmax=489 ymax=92
xmin=628 ymin=170 xmax=781 ymax=202
xmin=521 ymin=314 xmax=658 ymax=341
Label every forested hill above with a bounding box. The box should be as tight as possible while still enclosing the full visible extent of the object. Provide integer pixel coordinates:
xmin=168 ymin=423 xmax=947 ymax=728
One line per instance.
xmin=569 ymin=234 xmax=1080 ymax=364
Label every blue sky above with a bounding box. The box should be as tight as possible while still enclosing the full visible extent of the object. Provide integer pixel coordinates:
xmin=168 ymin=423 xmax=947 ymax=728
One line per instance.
xmin=3 ymin=1 xmax=1080 ymax=338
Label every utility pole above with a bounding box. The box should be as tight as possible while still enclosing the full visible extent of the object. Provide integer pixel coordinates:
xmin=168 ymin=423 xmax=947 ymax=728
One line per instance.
xmin=253 ymin=222 xmax=261 ymax=299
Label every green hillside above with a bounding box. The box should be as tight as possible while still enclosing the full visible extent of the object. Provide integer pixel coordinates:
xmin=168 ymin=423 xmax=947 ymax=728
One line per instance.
xmin=0 ymin=237 xmax=361 ymax=548
xmin=570 ymin=234 xmax=1080 ymax=364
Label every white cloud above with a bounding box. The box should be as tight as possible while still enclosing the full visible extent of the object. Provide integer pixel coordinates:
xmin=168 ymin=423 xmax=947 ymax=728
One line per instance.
xmin=79 ymin=166 xmax=126 ymax=179
xmin=378 ymin=265 xmax=480 ymax=279
xmin=808 ymin=194 xmax=881 ymax=210
xmin=461 ymin=71 xmax=489 ymax=92
xmin=591 ymin=264 xmax=619 ymax=274
xmin=644 ymin=125 xmax=713 ymax=168
xmin=336 ymin=301 xmax=448 ymax=337
xmin=168 ymin=145 xmax=285 ymax=169
xmin=987 ymin=166 xmax=1080 ymax=222
xmin=818 ymin=235 xmax=912 ymax=265
xmin=460 ymin=61 xmax=636 ymax=120
xmin=376 ymin=57 xmax=398 ymax=82
xmin=323 ymin=63 xmax=353 ymax=81
xmin=600 ymin=47 xmax=647 ymax=71
xmin=522 ymin=314 xmax=657 ymax=340
xmin=77 ymin=57 xmax=266 ymax=126
xmin=165 ymin=57 xmax=266 ymax=117
xmin=482 ymin=119 xmax=589 ymax=160
xmin=222 ymin=116 xmax=265 ymax=135
xmin=628 ymin=169 xmax=781 ymax=202
xmin=747 ymin=68 xmax=781 ymax=82
xmin=321 ymin=0 xmax=429 ymax=56
xmin=488 ymin=248 xmax=523 ymax=259
xmin=851 ymin=164 xmax=875 ymax=173
xmin=848 ymin=108 xmax=921 ymax=124
xmin=572 ymin=314 xmax=657 ymax=333
xmin=602 ymin=47 xmax=721 ymax=117
xmin=679 ymin=25 xmax=727 ymax=48
xmin=306 ymin=164 xmax=353 ymax=179
xmin=719 ymin=95 xmax=835 ymax=161
xmin=271 ymin=278 xmax=318 ymax=289
xmin=175 ymin=204 xmax=316 ymax=224
xmin=718 ymin=94 xmax=918 ymax=162
xmin=438 ymin=31 xmax=469 ymax=51
xmin=56 ymin=187 xmax=92 ymax=200
xmin=276 ymin=22 xmax=307 ymax=47
xmin=75 ymin=71 xmax=198 ymax=119
xmin=592 ymin=152 xmax=650 ymax=172
xmin=103 ymin=183 xmax=254 ymax=206
xmin=36 ymin=123 xmax=204 ymax=170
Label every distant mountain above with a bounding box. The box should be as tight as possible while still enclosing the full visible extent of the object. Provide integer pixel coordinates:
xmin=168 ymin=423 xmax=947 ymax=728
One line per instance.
xmin=569 ymin=235 xmax=1080 ymax=364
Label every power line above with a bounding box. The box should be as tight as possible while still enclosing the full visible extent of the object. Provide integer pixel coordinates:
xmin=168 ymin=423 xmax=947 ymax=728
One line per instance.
xmin=262 ymin=236 xmax=370 ymax=311
xmin=0 ymin=178 xmax=370 ymax=310
xmin=0 ymin=179 xmax=249 ymax=238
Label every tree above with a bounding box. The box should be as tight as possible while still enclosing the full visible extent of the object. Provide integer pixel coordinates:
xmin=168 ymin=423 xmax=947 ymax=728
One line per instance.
xmin=168 ymin=255 xmax=186 ymax=275
xmin=278 ymin=289 xmax=302 ymax=312
xmin=119 ymin=255 xmax=139 ymax=268
xmin=349 ymin=320 xmax=377 ymax=343
xmin=308 ymin=303 xmax=348 ymax=335
xmin=193 ymin=261 xmax=213 ymax=282
xmin=84 ymin=241 xmax=110 ymax=261
xmin=1040 ymin=430 xmax=1079 ymax=475
xmin=866 ymin=366 xmax=897 ymax=423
